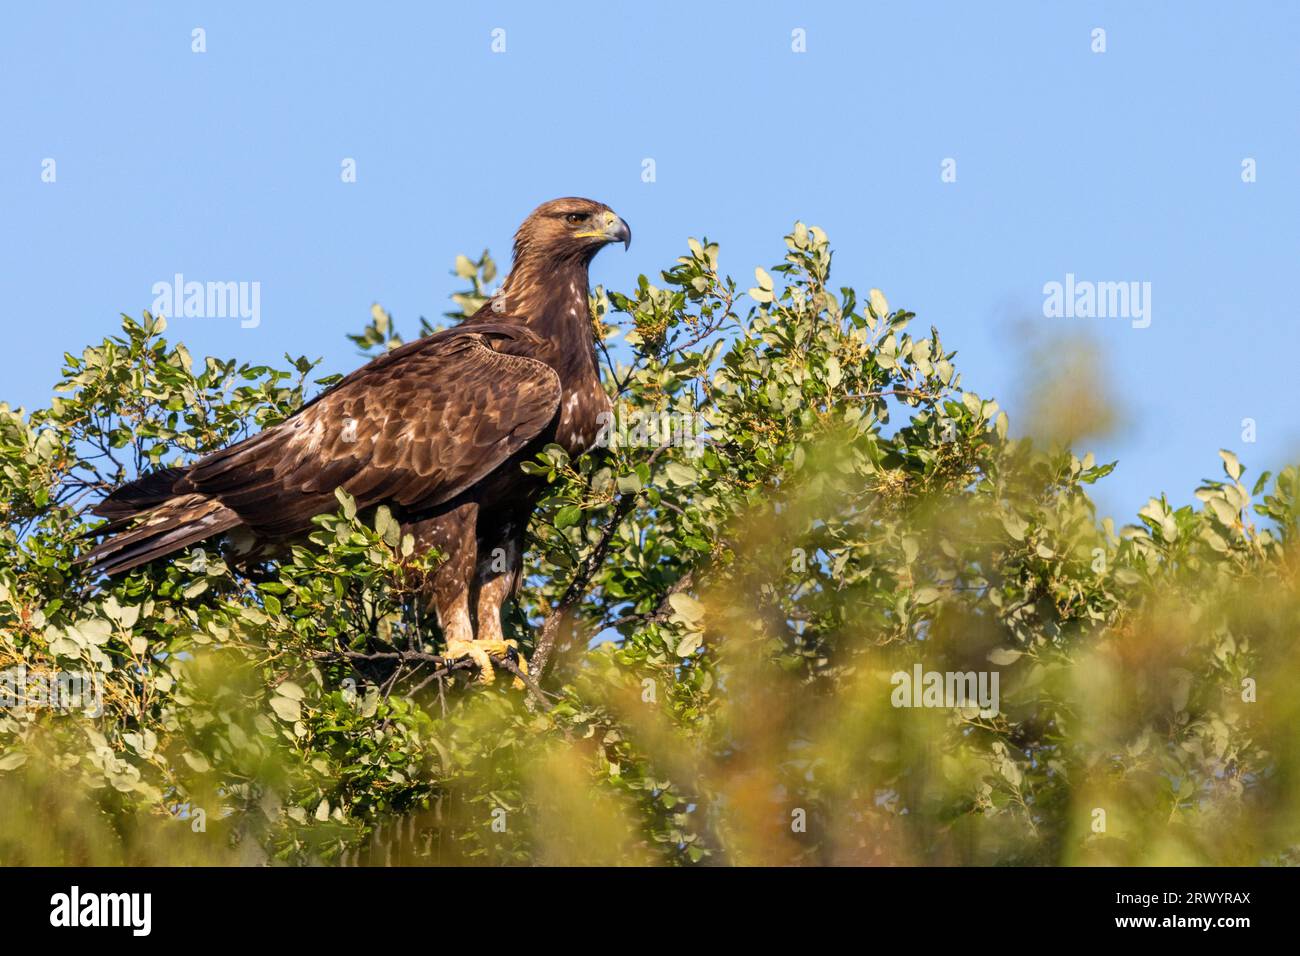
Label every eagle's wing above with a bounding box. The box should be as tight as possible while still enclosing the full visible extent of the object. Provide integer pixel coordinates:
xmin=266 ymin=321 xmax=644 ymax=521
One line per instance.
xmin=178 ymin=325 xmax=560 ymax=536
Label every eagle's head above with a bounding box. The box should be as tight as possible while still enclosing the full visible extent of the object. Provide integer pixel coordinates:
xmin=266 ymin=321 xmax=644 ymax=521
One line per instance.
xmin=513 ymin=197 xmax=632 ymax=265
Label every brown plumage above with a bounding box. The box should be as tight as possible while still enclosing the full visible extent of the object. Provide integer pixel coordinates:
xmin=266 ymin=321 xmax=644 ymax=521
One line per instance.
xmin=80 ymin=197 xmax=629 ymax=680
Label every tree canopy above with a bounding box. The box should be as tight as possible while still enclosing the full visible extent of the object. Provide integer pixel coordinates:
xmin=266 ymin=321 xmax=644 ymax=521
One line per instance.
xmin=1 ymin=224 xmax=1297 ymax=865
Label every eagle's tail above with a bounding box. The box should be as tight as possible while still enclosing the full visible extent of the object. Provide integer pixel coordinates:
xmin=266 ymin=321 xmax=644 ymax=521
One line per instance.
xmin=79 ymin=471 xmax=243 ymax=576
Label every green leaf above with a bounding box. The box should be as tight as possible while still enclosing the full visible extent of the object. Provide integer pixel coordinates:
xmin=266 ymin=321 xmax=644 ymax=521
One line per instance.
xmin=335 ymin=487 xmax=357 ymax=520
xmin=181 ymin=752 xmax=212 ymax=772
xmin=270 ymin=695 xmax=302 ymax=723
xmin=375 ymin=505 xmax=400 ymax=546
xmin=1001 ymin=512 xmax=1029 ymax=542
xmin=1208 ymin=497 xmax=1237 ymax=527
xmin=0 ymin=752 xmax=28 ymax=772
xmin=74 ymin=619 xmax=113 ymax=646
xmin=913 ymin=587 xmax=941 ymax=605
xmin=869 ymin=288 xmax=890 ymax=317
xmin=826 ymin=356 xmax=842 ymax=388
xmin=668 ymin=592 xmax=705 ymax=623
xmin=1218 ymin=449 xmax=1242 ymax=481
xmin=676 ymin=632 xmax=704 ymax=657
xmin=664 ymin=461 xmax=696 ymax=485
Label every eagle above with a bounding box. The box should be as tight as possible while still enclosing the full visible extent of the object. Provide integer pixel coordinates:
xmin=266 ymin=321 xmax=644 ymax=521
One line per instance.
xmin=80 ymin=197 xmax=630 ymax=683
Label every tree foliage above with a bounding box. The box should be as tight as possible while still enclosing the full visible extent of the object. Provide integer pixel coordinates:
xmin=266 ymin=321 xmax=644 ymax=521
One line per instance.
xmin=1 ymin=224 xmax=1298 ymax=865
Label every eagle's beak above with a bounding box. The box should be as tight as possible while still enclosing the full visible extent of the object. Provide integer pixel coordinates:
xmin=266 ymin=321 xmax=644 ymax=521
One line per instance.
xmin=575 ymin=210 xmax=631 ymax=249
xmin=604 ymin=211 xmax=632 ymax=250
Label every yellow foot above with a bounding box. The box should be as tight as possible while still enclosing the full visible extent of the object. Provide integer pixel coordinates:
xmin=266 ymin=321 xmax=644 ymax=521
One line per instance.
xmin=443 ymin=639 xmax=529 ymax=688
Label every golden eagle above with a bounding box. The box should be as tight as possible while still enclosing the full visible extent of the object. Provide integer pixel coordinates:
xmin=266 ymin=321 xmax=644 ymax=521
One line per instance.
xmin=81 ymin=197 xmax=630 ymax=682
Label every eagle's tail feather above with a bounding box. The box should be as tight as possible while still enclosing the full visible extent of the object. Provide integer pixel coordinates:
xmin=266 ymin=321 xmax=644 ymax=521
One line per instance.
xmin=79 ymin=494 xmax=243 ymax=576
xmin=90 ymin=466 xmax=191 ymax=521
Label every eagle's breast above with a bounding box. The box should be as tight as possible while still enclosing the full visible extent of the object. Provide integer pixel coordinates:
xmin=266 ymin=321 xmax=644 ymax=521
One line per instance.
xmin=555 ymin=379 xmax=611 ymax=456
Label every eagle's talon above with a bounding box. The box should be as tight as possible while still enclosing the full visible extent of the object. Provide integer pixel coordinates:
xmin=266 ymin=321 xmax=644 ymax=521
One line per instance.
xmin=443 ymin=639 xmax=528 ymax=688
xmin=504 ymin=642 xmax=530 ymax=690
xmin=443 ymin=639 xmax=497 ymax=684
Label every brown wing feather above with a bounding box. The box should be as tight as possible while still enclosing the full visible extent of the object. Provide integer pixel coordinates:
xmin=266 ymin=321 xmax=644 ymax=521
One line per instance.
xmin=178 ymin=326 xmax=560 ymax=537
xmin=91 ymin=466 xmax=189 ymax=522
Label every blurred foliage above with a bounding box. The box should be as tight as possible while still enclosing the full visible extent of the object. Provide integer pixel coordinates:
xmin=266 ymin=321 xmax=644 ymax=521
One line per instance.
xmin=1 ymin=224 xmax=1298 ymax=866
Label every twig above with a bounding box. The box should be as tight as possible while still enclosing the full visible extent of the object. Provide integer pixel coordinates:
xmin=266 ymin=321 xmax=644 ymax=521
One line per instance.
xmin=308 ymin=649 xmax=451 ymax=665
xmin=530 ymin=491 xmax=637 ymax=681
xmin=601 ymin=569 xmax=697 ymax=631
xmin=316 ymin=646 xmax=552 ymax=711
xmin=495 ymin=658 xmax=556 ymax=712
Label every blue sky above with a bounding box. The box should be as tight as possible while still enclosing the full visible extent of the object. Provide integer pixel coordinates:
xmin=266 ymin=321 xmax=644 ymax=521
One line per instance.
xmin=1 ymin=1 xmax=1297 ymax=521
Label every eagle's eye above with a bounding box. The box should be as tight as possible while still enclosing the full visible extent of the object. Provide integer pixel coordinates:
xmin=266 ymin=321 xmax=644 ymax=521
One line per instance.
xmin=565 ymin=212 xmax=590 ymax=224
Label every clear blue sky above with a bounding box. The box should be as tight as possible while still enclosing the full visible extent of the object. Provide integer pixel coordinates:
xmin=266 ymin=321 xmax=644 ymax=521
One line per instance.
xmin=1 ymin=1 xmax=1296 ymax=521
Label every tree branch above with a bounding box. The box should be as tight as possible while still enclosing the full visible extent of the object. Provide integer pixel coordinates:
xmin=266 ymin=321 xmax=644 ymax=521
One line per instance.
xmin=529 ymin=491 xmax=637 ymax=681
